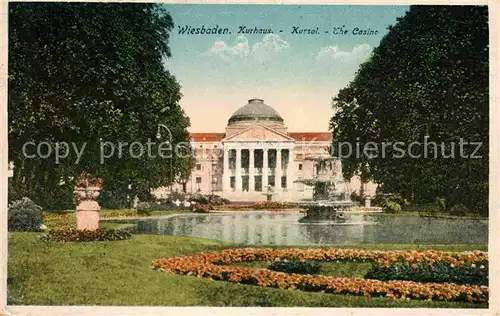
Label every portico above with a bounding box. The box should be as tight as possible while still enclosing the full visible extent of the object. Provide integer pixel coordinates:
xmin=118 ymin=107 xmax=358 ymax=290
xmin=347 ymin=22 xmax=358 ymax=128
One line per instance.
xmin=222 ymin=143 xmax=295 ymax=194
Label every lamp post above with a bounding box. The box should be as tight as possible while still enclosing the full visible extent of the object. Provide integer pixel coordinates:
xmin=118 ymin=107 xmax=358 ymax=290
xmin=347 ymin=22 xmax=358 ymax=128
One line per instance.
xmin=156 ymin=124 xmax=173 ymax=191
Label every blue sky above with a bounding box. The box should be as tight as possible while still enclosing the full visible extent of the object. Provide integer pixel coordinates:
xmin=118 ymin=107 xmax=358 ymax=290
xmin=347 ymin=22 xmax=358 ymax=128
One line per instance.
xmin=162 ymin=4 xmax=409 ymax=132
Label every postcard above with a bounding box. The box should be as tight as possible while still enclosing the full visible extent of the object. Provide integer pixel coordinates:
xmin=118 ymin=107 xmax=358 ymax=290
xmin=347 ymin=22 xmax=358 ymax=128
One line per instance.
xmin=1 ymin=1 xmax=497 ymax=316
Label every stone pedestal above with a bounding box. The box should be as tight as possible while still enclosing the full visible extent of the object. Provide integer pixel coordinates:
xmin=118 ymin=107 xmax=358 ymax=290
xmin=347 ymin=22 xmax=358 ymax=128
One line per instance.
xmin=74 ymin=187 xmax=101 ymax=231
xmin=364 ymin=197 xmax=372 ymax=208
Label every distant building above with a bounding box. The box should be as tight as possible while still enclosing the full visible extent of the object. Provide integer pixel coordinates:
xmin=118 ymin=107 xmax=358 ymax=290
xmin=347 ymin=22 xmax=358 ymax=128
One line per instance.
xmin=154 ymin=98 xmax=376 ymax=201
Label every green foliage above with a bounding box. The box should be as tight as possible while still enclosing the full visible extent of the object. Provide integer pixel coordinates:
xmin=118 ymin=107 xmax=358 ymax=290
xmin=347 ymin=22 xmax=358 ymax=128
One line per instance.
xmin=437 ymin=198 xmax=447 ymax=213
xmin=8 ymin=178 xmax=22 ymax=203
xmin=39 ymin=228 xmax=131 ymax=242
xmin=329 ymin=6 xmax=488 ymax=216
xmin=8 ymin=197 xmax=44 ymax=232
xmin=449 ymin=204 xmax=470 ymax=217
xmin=136 ymin=202 xmax=153 ymax=216
xmin=189 ymin=194 xmax=231 ymax=205
xmin=8 ymin=3 xmax=194 ymax=209
xmin=268 ymin=260 xmax=322 ymax=275
xmin=169 ymin=191 xmax=187 ymax=202
xmin=366 ymin=261 xmax=488 ymax=286
xmin=192 ymin=203 xmax=212 ymax=213
xmin=383 ymin=201 xmax=401 ymax=213
xmin=350 ymin=191 xmax=364 ymax=203
xmin=375 ymin=194 xmax=408 ymax=213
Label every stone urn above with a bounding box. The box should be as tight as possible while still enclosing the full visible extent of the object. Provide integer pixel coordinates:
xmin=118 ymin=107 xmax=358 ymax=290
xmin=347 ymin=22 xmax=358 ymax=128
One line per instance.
xmin=74 ymin=186 xmax=102 ymax=231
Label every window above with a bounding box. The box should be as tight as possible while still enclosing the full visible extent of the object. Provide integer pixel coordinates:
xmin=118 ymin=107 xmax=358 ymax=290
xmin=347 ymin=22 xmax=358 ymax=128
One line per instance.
xmin=281 ymin=176 xmax=287 ymax=189
xmin=196 ymin=164 xmax=202 ymax=170
xmin=196 ymin=177 xmax=202 ymax=184
xmin=298 ymin=163 xmax=303 ymax=171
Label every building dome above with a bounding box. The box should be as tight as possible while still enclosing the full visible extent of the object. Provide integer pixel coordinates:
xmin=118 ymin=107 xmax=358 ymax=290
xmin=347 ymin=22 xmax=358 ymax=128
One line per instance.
xmin=228 ymin=98 xmax=284 ymax=125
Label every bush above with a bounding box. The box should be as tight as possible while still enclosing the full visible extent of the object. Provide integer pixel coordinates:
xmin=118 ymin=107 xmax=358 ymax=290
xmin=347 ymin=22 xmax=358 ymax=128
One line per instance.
xmin=99 ymin=188 xmax=130 ymax=209
xmin=136 ymin=201 xmax=153 ymax=216
xmin=40 ymin=228 xmax=131 ymax=242
xmin=350 ymin=191 xmax=364 ymax=203
xmin=8 ymin=197 xmax=44 ymax=232
xmin=192 ymin=203 xmax=212 ymax=213
xmin=268 ymin=260 xmax=321 ymax=275
xmin=449 ymin=204 xmax=470 ymax=216
xmin=376 ymin=193 xmax=408 ymax=213
xmin=365 ymin=261 xmax=488 ymax=286
xmin=437 ymin=198 xmax=446 ymax=213
xmin=189 ymin=194 xmax=230 ymax=205
xmin=8 ymin=179 xmax=22 ymax=204
xmin=383 ymin=201 xmax=402 ymax=213
xmin=169 ymin=191 xmax=186 ymax=202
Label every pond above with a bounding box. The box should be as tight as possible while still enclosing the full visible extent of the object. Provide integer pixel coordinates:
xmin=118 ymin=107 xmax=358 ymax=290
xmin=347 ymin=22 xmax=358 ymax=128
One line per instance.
xmin=127 ymin=211 xmax=488 ymax=245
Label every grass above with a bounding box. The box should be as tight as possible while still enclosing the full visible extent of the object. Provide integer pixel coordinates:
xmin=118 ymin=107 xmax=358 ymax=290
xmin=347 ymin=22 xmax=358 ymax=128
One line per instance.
xmin=7 ymin=232 xmax=488 ymax=308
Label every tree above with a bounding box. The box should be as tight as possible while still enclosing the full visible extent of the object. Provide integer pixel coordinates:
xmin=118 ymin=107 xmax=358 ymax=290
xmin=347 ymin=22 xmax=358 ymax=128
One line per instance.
xmin=9 ymin=3 xmax=194 ymax=209
xmin=330 ymin=6 xmax=488 ymax=215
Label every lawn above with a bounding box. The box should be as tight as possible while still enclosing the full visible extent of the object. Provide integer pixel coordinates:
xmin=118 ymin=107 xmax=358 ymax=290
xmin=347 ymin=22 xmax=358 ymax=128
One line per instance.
xmin=7 ymin=232 xmax=488 ymax=308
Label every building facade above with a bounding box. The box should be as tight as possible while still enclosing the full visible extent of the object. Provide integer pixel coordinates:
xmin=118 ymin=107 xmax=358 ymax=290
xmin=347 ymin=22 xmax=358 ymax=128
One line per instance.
xmin=154 ymin=98 xmax=374 ymax=201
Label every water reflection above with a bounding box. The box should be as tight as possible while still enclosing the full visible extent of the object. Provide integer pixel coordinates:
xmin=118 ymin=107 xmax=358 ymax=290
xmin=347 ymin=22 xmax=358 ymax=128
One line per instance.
xmin=133 ymin=212 xmax=487 ymax=245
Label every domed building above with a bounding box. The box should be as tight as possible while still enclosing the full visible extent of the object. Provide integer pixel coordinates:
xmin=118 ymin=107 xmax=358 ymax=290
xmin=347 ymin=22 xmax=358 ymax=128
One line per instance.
xmin=158 ymin=98 xmax=373 ymax=202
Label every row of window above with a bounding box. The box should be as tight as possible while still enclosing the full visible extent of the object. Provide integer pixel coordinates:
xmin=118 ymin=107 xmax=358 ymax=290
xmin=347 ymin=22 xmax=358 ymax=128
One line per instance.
xmin=195 ymin=163 xmax=304 ymax=171
xmin=194 ymin=176 xmax=307 ymax=192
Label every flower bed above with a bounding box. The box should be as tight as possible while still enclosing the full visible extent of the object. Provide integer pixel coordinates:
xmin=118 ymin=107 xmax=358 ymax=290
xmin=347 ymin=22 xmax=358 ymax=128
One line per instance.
xmin=152 ymin=248 xmax=488 ymax=303
xmin=193 ymin=203 xmax=212 ymax=213
xmin=101 ymin=211 xmax=142 ymax=218
xmin=43 ymin=212 xmax=74 ymax=221
xmin=44 ymin=211 xmax=142 ymax=221
xmin=214 ymin=201 xmax=301 ymax=211
xmin=40 ymin=227 xmax=131 ymax=242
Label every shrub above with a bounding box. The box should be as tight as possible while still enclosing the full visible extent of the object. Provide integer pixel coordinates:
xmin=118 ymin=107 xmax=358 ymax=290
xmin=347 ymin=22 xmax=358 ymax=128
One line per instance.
xmin=193 ymin=203 xmax=211 ymax=213
xmin=8 ymin=197 xmax=44 ymax=232
xmin=189 ymin=194 xmax=230 ymax=206
xmin=350 ymin=191 xmax=364 ymax=203
xmin=8 ymin=179 xmax=22 ymax=203
xmin=437 ymin=198 xmax=446 ymax=213
xmin=136 ymin=201 xmax=152 ymax=216
xmin=40 ymin=227 xmax=131 ymax=242
xmin=376 ymin=193 xmax=408 ymax=213
xmin=169 ymin=191 xmax=186 ymax=202
xmin=99 ymin=188 xmax=129 ymax=209
xmin=268 ymin=260 xmax=321 ymax=275
xmin=383 ymin=201 xmax=402 ymax=213
xmin=449 ymin=204 xmax=470 ymax=216
xmin=365 ymin=261 xmax=488 ymax=286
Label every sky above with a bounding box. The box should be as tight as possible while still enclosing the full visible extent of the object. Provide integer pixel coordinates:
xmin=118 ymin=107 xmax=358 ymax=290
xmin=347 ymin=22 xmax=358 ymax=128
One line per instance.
xmin=162 ymin=4 xmax=410 ymax=132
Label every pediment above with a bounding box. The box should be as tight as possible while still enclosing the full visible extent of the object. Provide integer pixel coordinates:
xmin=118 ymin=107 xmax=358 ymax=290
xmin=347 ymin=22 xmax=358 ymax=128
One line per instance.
xmin=223 ymin=124 xmax=294 ymax=142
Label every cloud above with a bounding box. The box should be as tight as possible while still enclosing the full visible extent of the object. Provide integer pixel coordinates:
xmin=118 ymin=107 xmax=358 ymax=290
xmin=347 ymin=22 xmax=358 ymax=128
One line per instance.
xmin=316 ymin=44 xmax=372 ymax=64
xmin=206 ymin=34 xmax=290 ymax=64
xmin=206 ymin=35 xmax=250 ymax=63
xmin=252 ymin=34 xmax=290 ymax=61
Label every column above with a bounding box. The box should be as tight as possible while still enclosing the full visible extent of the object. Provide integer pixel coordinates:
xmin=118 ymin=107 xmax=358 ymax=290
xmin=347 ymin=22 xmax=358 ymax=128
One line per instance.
xmin=286 ymin=147 xmax=295 ymax=191
xmin=249 ymin=148 xmax=255 ymax=192
xmin=222 ymin=148 xmax=229 ymax=193
xmin=275 ymin=148 xmax=282 ymax=191
xmin=262 ymin=148 xmax=269 ymax=189
xmin=235 ymin=148 xmax=242 ymax=192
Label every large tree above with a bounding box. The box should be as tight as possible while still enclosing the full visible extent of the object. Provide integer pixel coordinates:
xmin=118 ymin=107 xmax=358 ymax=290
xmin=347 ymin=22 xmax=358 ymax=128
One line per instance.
xmin=8 ymin=3 xmax=194 ymax=208
xmin=330 ymin=5 xmax=488 ymax=215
